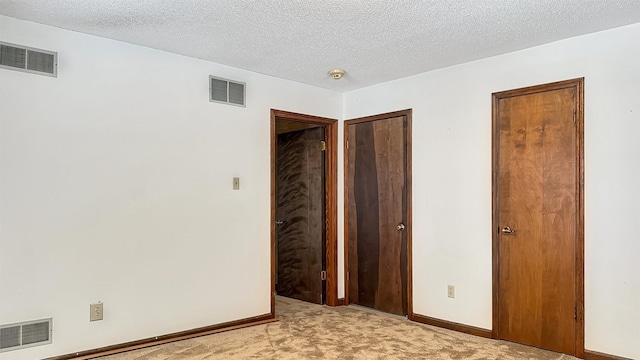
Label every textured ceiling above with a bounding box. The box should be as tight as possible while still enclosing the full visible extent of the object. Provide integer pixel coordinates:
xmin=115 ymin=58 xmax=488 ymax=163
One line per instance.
xmin=1 ymin=0 xmax=640 ymax=91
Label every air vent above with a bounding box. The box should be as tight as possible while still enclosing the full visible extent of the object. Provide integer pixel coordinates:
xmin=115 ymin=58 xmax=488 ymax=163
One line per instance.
xmin=0 ymin=318 xmax=52 ymax=353
xmin=0 ymin=42 xmax=57 ymax=77
xmin=209 ymin=75 xmax=245 ymax=107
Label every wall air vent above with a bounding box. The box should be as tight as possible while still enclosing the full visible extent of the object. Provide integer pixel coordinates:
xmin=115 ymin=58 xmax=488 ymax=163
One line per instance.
xmin=0 ymin=318 xmax=52 ymax=352
xmin=209 ymin=75 xmax=245 ymax=107
xmin=0 ymin=42 xmax=57 ymax=77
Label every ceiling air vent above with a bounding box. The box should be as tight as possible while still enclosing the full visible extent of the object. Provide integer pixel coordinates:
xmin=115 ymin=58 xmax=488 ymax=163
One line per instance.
xmin=0 ymin=42 xmax=57 ymax=77
xmin=0 ymin=318 xmax=52 ymax=353
xmin=209 ymin=75 xmax=245 ymax=107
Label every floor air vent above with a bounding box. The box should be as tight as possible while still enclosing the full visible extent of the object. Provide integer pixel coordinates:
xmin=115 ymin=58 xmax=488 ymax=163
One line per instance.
xmin=0 ymin=318 xmax=52 ymax=353
xmin=0 ymin=42 xmax=57 ymax=77
xmin=209 ymin=75 xmax=245 ymax=107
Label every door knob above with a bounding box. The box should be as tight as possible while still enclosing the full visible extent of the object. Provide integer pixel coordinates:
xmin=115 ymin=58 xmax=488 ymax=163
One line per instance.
xmin=276 ymin=220 xmax=284 ymax=226
xmin=501 ymin=226 xmax=514 ymax=234
xmin=397 ymin=223 xmax=406 ymax=231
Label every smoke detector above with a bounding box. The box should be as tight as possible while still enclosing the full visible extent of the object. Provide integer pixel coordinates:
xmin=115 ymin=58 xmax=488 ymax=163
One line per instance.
xmin=328 ymin=69 xmax=345 ymax=80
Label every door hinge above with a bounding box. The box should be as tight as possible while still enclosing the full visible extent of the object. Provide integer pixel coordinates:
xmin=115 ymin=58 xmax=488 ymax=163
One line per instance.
xmin=321 ymin=140 xmax=326 ymax=151
xmin=346 ymin=140 xmax=349 ymax=149
xmin=346 ymin=271 xmax=350 ymax=281
xmin=573 ymin=110 xmax=576 ymax=123
xmin=574 ymin=307 xmax=577 ymax=320
xmin=321 ymin=270 xmax=327 ymax=280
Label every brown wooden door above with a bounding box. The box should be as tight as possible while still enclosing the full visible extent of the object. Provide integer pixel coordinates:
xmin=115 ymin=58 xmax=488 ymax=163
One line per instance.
xmin=494 ymin=80 xmax=583 ymax=355
xmin=346 ymin=113 xmax=409 ymax=316
xmin=276 ymin=126 xmax=325 ymax=304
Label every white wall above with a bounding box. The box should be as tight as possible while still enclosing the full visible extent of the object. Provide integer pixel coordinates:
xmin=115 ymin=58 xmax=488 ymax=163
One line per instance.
xmin=343 ymin=23 xmax=640 ymax=359
xmin=2 ymin=13 xmax=639 ymax=360
xmin=0 ymin=16 xmax=342 ymax=360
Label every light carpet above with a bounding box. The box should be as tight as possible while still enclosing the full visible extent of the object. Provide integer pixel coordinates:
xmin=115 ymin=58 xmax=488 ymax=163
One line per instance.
xmin=98 ymin=296 xmax=577 ymax=359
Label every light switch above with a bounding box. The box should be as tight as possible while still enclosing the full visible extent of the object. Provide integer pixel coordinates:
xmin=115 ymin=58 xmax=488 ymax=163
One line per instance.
xmin=90 ymin=302 xmax=103 ymax=321
xmin=233 ymin=177 xmax=240 ymax=190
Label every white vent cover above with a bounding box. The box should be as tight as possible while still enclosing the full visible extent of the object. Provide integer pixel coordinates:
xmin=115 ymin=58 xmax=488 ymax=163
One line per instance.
xmin=0 ymin=42 xmax=57 ymax=77
xmin=0 ymin=318 xmax=52 ymax=352
xmin=209 ymin=75 xmax=245 ymax=107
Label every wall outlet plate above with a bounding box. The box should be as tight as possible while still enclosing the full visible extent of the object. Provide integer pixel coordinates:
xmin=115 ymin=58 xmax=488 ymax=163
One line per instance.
xmin=90 ymin=302 xmax=103 ymax=321
xmin=233 ymin=177 xmax=240 ymax=190
xmin=447 ymin=285 xmax=455 ymax=298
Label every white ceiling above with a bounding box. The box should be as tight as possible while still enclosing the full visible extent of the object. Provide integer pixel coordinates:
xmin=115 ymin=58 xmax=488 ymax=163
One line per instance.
xmin=2 ymin=0 xmax=640 ymax=92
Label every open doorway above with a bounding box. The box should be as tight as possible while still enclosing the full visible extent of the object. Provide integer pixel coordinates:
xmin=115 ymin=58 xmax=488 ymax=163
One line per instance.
xmin=270 ymin=110 xmax=338 ymax=314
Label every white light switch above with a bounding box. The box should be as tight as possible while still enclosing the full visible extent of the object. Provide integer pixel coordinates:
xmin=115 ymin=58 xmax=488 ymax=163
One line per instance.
xmin=90 ymin=302 xmax=103 ymax=321
xmin=233 ymin=177 xmax=240 ymax=190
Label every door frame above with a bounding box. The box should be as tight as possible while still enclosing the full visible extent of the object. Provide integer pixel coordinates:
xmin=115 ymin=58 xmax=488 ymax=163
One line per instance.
xmin=270 ymin=109 xmax=339 ymax=314
xmin=491 ymin=78 xmax=584 ymax=357
xmin=343 ymin=109 xmax=413 ymax=318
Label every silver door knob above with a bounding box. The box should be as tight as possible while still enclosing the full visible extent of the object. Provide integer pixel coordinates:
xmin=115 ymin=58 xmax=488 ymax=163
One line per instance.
xmin=397 ymin=223 xmax=406 ymax=231
xmin=501 ymin=226 xmax=514 ymax=234
xmin=276 ymin=220 xmax=284 ymax=226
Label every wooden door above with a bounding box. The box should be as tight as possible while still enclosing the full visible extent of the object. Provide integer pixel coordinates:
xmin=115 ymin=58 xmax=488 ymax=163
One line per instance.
xmin=276 ymin=126 xmax=325 ymax=304
xmin=493 ymin=79 xmax=584 ymax=356
xmin=346 ymin=111 xmax=410 ymax=316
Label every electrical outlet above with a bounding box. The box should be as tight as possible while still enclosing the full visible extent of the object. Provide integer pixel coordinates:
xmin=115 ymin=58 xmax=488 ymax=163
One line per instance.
xmin=447 ymin=285 xmax=455 ymax=298
xmin=90 ymin=302 xmax=103 ymax=321
xmin=233 ymin=177 xmax=240 ymax=190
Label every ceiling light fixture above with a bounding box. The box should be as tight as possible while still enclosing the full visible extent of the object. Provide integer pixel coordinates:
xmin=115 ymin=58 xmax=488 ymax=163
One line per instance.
xmin=328 ymin=69 xmax=345 ymax=80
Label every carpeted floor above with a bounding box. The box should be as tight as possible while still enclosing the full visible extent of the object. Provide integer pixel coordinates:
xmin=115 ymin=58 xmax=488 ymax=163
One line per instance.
xmin=99 ymin=296 xmax=577 ymax=359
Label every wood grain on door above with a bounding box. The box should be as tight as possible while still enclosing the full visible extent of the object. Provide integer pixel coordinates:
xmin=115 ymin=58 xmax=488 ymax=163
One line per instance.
xmin=496 ymin=84 xmax=579 ymax=355
xmin=276 ymin=127 xmax=325 ymax=304
xmin=347 ymin=116 xmax=408 ymax=316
